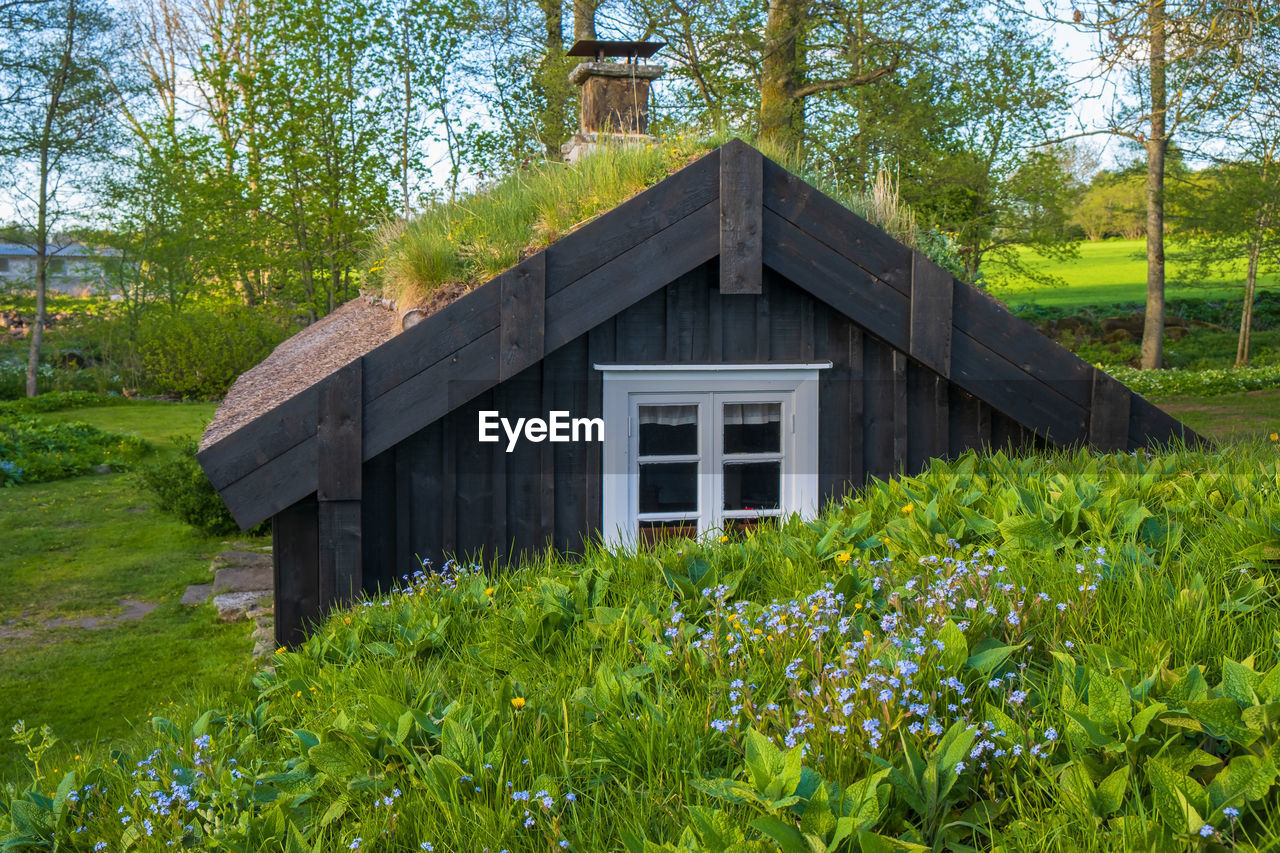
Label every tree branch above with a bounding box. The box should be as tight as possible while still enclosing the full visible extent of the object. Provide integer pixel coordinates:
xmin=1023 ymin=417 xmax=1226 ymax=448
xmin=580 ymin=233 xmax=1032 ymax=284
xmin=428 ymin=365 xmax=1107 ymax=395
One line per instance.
xmin=791 ymin=57 xmax=898 ymax=100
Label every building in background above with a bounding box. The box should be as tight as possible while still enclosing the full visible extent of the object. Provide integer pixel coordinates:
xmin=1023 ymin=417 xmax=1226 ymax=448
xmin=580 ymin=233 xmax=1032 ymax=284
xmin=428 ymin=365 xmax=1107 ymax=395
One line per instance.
xmin=0 ymin=243 xmax=120 ymax=297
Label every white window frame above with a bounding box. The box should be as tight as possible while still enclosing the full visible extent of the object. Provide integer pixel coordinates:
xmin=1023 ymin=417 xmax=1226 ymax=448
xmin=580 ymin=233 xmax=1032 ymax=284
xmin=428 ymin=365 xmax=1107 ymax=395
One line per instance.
xmin=597 ymin=364 xmax=828 ymax=547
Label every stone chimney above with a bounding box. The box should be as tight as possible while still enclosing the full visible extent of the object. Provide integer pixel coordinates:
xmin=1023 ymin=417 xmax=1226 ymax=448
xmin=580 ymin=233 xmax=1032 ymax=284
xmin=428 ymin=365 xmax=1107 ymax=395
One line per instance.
xmin=561 ymin=40 xmax=665 ymax=164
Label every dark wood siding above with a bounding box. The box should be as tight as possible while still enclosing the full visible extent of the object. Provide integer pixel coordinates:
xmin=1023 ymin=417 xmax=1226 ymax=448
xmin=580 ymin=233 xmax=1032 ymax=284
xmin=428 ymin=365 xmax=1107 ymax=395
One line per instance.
xmin=355 ymin=260 xmax=1038 ymax=590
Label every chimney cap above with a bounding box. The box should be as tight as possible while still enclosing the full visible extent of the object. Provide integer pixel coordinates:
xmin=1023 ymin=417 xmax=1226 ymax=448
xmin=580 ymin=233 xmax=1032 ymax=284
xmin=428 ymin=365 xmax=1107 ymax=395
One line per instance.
xmin=567 ymin=39 xmax=665 ymax=61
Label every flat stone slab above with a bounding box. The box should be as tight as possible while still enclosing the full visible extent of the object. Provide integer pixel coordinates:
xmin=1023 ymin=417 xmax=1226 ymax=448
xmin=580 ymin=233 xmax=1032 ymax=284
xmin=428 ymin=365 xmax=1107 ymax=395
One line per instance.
xmin=181 ymin=584 xmax=213 ymax=606
xmin=213 ymin=591 xmax=272 ymax=622
xmin=210 ymin=550 xmax=273 ymax=574
xmin=213 ymin=565 xmax=272 ymax=594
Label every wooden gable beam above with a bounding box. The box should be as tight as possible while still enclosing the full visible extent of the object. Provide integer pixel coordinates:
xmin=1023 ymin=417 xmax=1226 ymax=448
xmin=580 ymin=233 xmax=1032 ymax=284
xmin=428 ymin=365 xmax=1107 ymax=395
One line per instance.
xmin=719 ymin=138 xmax=762 ymax=294
xmin=759 ymin=154 xmax=1201 ymax=451
xmin=205 ymin=147 xmax=722 ymax=530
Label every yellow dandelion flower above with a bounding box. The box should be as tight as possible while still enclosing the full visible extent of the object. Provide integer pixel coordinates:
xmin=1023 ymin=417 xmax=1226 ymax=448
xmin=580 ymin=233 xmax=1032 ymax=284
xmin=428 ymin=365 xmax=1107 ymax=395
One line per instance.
xmin=1270 ymin=432 xmax=1278 ymax=442
xmin=835 ymin=552 xmax=851 ymax=565
xmin=901 ymin=504 xmax=914 ymax=514
xmin=343 ymin=617 xmax=351 ymax=625
xmin=511 ymin=697 xmax=526 ymax=710
xmin=753 ymin=628 xmax=762 ymax=635
xmin=863 ymin=630 xmax=872 ymax=638
xmin=854 ymin=602 xmax=863 ymax=610
xmin=485 ymin=587 xmax=495 ymax=596
xmin=719 ymin=534 xmax=729 ymax=543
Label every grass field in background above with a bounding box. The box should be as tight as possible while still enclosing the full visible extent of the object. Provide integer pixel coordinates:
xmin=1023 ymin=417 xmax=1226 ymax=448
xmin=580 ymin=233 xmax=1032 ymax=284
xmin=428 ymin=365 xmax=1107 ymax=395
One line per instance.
xmin=0 ymin=401 xmax=263 ymax=777
xmin=986 ymin=239 xmax=1280 ymax=308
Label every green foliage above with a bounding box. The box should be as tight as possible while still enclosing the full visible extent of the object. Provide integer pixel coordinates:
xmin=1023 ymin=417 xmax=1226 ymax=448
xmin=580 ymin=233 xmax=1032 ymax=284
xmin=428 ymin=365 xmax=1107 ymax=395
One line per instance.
xmin=135 ymin=436 xmax=261 ymax=536
xmin=0 ymin=413 xmax=150 ymax=486
xmin=372 ymin=135 xmax=967 ymax=309
xmin=0 ymin=391 xmax=130 ymax=415
xmin=133 ymin=306 xmax=288 ymax=399
xmin=4 ymin=444 xmax=1280 ymax=849
xmin=1105 ymin=364 xmax=1280 ymax=398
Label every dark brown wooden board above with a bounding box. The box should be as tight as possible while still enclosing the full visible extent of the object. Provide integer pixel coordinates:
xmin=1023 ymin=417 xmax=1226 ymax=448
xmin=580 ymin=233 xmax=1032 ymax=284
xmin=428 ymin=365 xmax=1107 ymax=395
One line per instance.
xmin=762 ymin=209 xmax=910 ymax=353
xmin=951 ymin=285 xmax=1093 ymax=410
xmin=360 ymin=448 xmax=397 ymax=592
xmin=220 ymin=437 xmax=318 ymax=530
xmin=454 ymin=391 xmax=503 ymax=564
xmin=198 ymin=385 xmax=318 ymax=491
xmin=947 ymin=386 xmax=985 ymax=454
xmin=909 ymin=252 xmax=953 ymax=378
xmin=720 ymin=291 xmax=761 ymax=361
xmin=318 ymin=500 xmax=362 ymax=607
xmin=364 ymin=328 xmax=501 ymax=459
xmin=545 ymin=150 xmax=719 ymax=294
xmin=720 ymin=139 xmax=763 ymax=295
xmin=1089 ymin=368 xmax=1132 ymax=451
xmin=763 ymin=158 xmax=912 ymax=296
xmin=362 ymin=282 xmax=501 ymax=401
xmin=949 ymin=329 xmax=1088 ymax=446
xmin=615 ymin=289 xmax=668 ymax=362
xmin=545 ymin=202 xmax=719 ymax=352
xmin=862 ymin=336 xmax=896 ymax=482
xmin=502 ymin=367 xmax=544 ymax=564
xmin=317 ymin=358 xmax=363 ymax=502
xmin=817 ymin=312 xmax=858 ymax=502
xmin=1128 ymin=394 xmax=1204 ymax=448
xmin=273 ymin=495 xmax=319 ymax=647
xmin=892 ymin=350 xmax=908 ymax=471
xmin=499 ymin=254 xmax=546 ymax=382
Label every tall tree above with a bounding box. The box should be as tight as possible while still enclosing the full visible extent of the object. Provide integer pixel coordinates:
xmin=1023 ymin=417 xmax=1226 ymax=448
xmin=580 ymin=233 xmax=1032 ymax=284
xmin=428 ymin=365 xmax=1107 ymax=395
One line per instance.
xmin=1174 ymin=15 xmax=1280 ymax=366
xmin=0 ymin=0 xmax=122 ymax=396
xmin=1067 ymin=0 xmax=1266 ymax=369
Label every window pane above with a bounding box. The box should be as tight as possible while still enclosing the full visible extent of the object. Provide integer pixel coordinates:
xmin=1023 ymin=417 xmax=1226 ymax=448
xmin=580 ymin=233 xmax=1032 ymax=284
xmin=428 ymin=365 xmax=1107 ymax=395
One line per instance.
xmin=640 ymin=520 xmax=698 ymax=544
xmin=638 ymin=405 xmax=697 ymax=456
xmin=723 ymin=403 xmax=781 ymax=453
xmin=723 ymin=461 xmax=780 ymax=511
xmin=639 ymin=462 xmax=698 ymax=513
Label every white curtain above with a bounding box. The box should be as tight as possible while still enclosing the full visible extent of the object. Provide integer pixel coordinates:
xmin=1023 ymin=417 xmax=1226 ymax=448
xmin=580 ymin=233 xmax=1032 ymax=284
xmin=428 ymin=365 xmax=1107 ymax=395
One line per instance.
xmin=723 ymin=403 xmax=780 ymax=425
xmin=638 ymin=405 xmax=697 ymax=426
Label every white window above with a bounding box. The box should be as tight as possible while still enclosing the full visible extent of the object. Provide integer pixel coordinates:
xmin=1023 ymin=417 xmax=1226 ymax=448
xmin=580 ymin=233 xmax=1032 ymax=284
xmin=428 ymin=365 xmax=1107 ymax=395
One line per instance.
xmin=598 ymin=364 xmax=827 ymax=547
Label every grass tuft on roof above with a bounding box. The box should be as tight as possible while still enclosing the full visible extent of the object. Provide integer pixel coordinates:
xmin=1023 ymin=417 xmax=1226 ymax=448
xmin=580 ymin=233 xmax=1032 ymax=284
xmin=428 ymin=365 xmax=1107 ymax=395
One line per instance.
xmin=364 ymin=132 xmax=964 ymax=313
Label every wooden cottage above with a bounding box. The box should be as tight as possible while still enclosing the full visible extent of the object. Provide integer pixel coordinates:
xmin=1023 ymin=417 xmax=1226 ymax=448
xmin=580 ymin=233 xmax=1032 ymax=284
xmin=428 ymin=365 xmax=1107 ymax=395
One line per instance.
xmin=198 ymin=140 xmax=1198 ymax=645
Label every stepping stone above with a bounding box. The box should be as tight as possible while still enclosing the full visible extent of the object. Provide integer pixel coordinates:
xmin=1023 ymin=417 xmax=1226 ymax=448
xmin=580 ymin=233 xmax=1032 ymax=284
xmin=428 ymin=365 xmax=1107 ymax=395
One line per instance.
xmin=210 ymin=550 xmax=272 ymax=574
xmin=181 ymin=584 xmax=213 ymax=606
xmin=213 ymin=566 xmax=272 ymax=595
xmin=118 ymin=599 xmax=158 ymax=620
xmin=213 ymin=591 xmax=272 ymax=622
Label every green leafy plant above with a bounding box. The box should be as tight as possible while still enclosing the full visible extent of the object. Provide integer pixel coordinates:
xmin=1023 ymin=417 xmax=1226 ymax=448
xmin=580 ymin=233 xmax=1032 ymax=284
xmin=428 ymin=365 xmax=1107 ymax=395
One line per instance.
xmin=134 ymin=435 xmax=263 ymax=535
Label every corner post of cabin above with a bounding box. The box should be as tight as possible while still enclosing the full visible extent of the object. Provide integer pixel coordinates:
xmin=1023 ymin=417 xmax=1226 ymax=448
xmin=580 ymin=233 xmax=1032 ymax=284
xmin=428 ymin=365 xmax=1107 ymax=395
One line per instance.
xmin=317 ymin=356 xmax=364 ymax=611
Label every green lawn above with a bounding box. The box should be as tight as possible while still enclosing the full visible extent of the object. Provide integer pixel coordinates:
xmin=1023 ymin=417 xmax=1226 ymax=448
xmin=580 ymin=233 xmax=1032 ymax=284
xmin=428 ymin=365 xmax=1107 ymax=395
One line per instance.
xmin=0 ymin=401 xmax=263 ymax=777
xmin=986 ymin=238 xmax=1280 ymax=308
xmin=1152 ymin=388 xmax=1280 ymax=443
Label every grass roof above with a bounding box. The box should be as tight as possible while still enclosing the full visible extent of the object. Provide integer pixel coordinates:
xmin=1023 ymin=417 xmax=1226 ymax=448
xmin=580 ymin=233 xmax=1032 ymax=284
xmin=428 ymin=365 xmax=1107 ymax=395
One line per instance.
xmin=364 ymin=133 xmax=964 ymax=314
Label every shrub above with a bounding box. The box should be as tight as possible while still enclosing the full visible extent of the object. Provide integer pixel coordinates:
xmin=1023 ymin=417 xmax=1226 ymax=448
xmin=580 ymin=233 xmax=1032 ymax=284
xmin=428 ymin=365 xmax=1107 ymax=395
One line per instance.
xmin=0 ymin=390 xmax=129 ymax=415
xmin=0 ymin=414 xmax=150 ymax=486
xmin=1105 ymin=363 xmax=1280 ymax=397
xmin=135 ymin=436 xmax=265 ymax=536
xmin=134 ymin=306 xmax=289 ymax=399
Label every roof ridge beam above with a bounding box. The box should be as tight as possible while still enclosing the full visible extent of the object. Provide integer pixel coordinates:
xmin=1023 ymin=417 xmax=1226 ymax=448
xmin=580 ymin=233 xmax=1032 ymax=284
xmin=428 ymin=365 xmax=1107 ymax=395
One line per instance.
xmin=719 ymin=138 xmax=762 ymax=294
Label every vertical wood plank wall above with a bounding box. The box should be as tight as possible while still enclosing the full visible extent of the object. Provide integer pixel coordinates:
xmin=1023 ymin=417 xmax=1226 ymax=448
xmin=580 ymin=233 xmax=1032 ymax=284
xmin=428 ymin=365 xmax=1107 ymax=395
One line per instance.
xmin=353 ymin=259 xmax=1043 ymax=593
